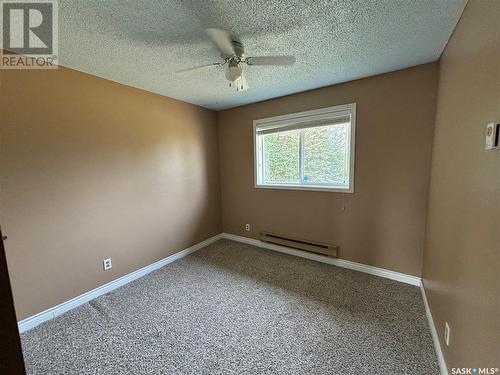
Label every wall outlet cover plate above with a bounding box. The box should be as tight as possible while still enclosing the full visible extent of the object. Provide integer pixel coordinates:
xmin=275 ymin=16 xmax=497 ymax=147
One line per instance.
xmin=485 ymin=123 xmax=499 ymax=150
xmin=103 ymin=258 xmax=112 ymax=270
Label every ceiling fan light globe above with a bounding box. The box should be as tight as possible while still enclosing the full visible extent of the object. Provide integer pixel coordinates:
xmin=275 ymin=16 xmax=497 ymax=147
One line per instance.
xmin=225 ymin=64 xmax=242 ymax=82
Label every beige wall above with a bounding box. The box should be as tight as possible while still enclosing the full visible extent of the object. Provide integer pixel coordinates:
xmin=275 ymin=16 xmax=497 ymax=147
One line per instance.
xmin=218 ymin=63 xmax=439 ymax=276
xmin=422 ymin=0 xmax=500 ymax=370
xmin=0 ymin=66 xmax=221 ymax=320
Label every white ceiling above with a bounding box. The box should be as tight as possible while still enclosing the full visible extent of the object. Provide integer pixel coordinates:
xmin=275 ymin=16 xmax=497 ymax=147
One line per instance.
xmin=58 ymin=0 xmax=466 ymax=110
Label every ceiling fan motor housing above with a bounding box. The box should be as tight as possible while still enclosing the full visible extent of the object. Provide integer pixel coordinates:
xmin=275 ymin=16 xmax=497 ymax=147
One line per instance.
xmin=221 ymin=40 xmax=244 ymax=59
xmin=232 ymin=41 xmax=245 ymax=58
xmin=223 ymin=41 xmax=245 ymax=82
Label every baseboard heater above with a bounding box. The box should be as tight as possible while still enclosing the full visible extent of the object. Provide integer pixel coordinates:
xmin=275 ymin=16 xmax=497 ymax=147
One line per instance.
xmin=259 ymin=231 xmax=338 ymax=258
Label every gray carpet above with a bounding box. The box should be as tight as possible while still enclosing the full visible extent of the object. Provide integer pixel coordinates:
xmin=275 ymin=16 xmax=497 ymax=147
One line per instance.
xmin=21 ymin=239 xmax=439 ymax=374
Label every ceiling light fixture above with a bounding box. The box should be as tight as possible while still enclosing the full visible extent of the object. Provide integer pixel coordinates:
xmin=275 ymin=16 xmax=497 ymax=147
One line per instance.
xmin=176 ymin=28 xmax=296 ymax=93
xmin=224 ymin=60 xmax=242 ymax=82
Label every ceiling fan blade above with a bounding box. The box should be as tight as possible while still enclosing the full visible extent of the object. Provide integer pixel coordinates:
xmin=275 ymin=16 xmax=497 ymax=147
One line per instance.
xmin=245 ymin=56 xmax=296 ymax=66
xmin=206 ymin=28 xmax=235 ymax=57
xmin=175 ymin=63 xmax=220 ymax=74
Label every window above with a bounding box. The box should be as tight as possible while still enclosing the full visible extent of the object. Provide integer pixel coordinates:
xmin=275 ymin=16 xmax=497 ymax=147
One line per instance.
xmin=254 ymin=103 xmax=356 ymax=192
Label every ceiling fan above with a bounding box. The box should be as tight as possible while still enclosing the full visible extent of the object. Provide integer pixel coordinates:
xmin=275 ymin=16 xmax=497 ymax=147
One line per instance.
xmin=176 ymin=28 xmax=296 ymax=92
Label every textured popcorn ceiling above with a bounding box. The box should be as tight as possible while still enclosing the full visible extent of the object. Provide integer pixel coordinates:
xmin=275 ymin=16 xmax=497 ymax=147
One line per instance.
xmin=58 ymin=0 xmax=466 ymax=110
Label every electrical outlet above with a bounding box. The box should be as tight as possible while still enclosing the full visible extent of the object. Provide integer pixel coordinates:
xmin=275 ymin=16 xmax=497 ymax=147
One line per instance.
xmin=444 ymin=322 xmax=451 ymax=346
xmin=245 ymin=224 xmax=251 ymax=232
xmin=103 ymin=258 xmax=112 ymax=271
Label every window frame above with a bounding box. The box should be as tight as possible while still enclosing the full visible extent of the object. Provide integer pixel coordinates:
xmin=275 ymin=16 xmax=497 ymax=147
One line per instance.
xmin=253 ymin=103 xmax=356 ymax=193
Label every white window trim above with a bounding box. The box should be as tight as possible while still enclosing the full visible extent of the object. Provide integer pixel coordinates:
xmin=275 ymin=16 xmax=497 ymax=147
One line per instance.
xmin=253 ymin=103 xmax=356 ymax=193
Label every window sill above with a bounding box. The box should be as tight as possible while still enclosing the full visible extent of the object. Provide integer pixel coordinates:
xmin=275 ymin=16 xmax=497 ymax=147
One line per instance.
xmin=255 ymin=184 xmax=354 ymax=193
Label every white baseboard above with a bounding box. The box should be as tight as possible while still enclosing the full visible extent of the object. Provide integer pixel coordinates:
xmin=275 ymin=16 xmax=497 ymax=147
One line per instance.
xmin=18 ymin=234 xmax=222 ymax=333
xmin=18 ymin=232 xmax=423 ymax=334
xmin=420 ymin=281 xmax=448 ymax=375
xmin=221 ymin=232 xmax=422 ymax=286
